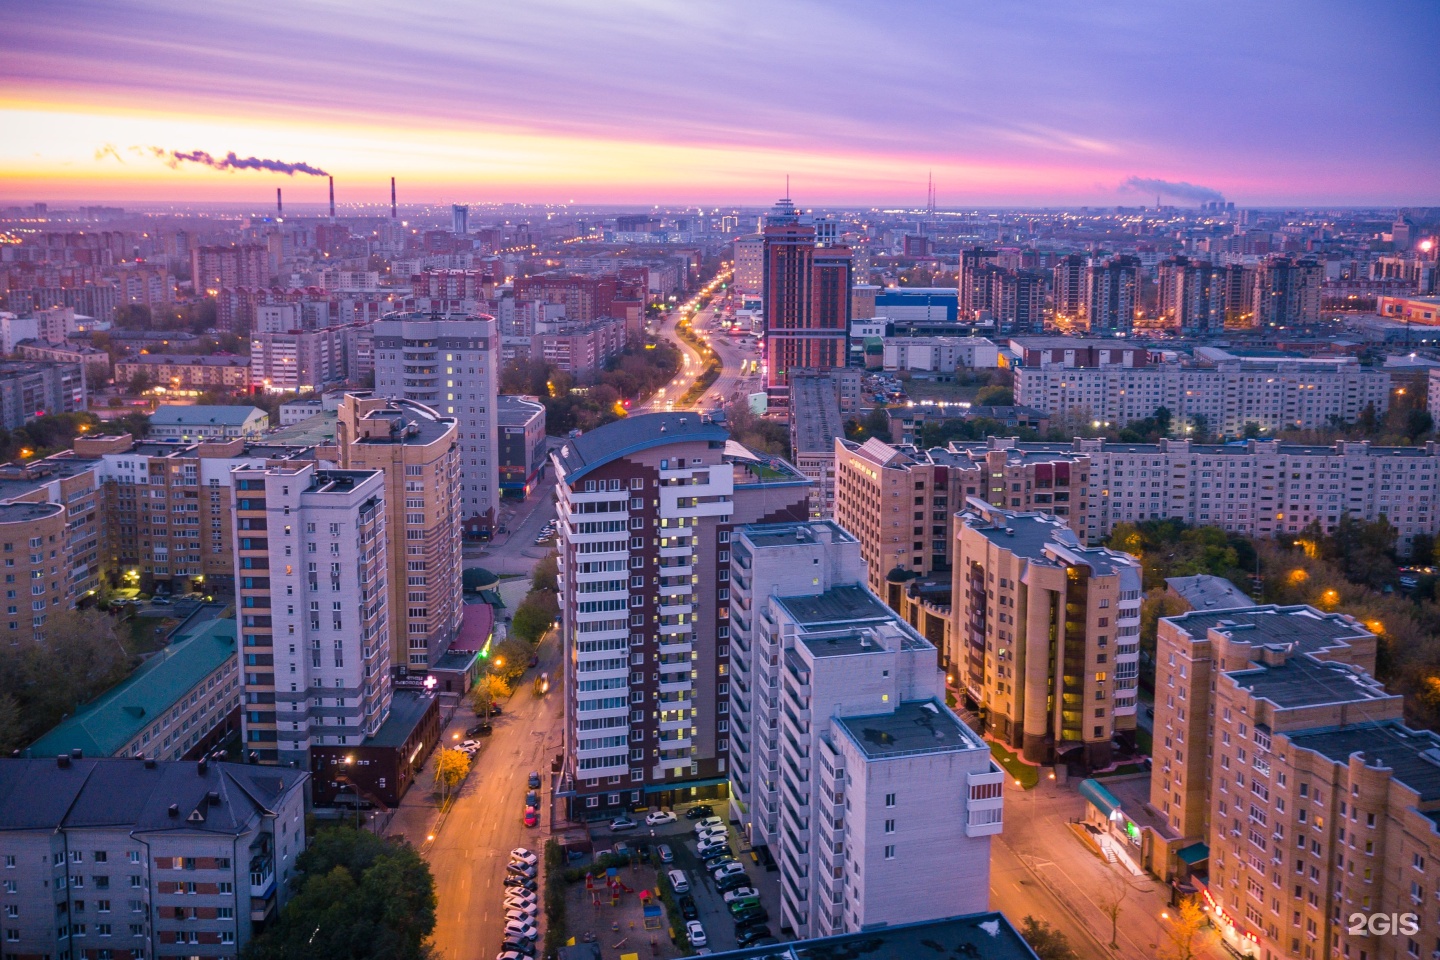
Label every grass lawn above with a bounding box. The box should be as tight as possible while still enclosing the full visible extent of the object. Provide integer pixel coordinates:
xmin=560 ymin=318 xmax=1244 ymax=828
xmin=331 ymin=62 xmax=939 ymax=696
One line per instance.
xmin=989 ymin=741 xmax=1039 ymax=789
xmin=902 ymin=380 xmax=983 ymax=403
xmin=1098 ymin=762 xmax=1150 ymax=778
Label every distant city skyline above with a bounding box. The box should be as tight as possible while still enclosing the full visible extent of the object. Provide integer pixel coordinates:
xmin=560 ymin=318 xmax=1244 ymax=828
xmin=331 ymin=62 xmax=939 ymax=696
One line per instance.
xmin=5 ymin=0 xmax=1439 ymax=206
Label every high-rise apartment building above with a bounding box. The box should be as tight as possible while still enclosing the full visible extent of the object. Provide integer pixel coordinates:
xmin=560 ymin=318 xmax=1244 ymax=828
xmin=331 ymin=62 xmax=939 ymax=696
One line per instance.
xmin=451 ymin=204 xmax=469 ymax=235
xmin=1253 ymin=256 xmax=1323 ymax=328
xmin=958 ymin=247 xmax=999 ymax=316
xmin=953 ymin=502 xmax=1142 ymax=767
xmin=190 ymin=243 xmax=269 ymax=294
xmin=729 ymin=520 xmax=1002 ymax=938
xmin=0 ymin=757 xmax=308 ymax=960
xmin=330 ymin=393 xmax=462 ymax=671
xmin=373 ymin=311 xmax=499 ymax=535
xmin=1158 ymin=257 xmax=1254 ymax=335
xmin=549 ymin=413 xmax=810 ymax=817
xmin=732 ymin=235 xmax=765 ymax=296
xmin=231 ymin=464 xmax=391 ymax=767
xmin=1014 ymin=356 xmax=1392 ymax=436
xmin=832 ymin=437 xmax=1089 ymax=604
xmin=1084 ymin=255 xmax=1140 ymax=334
xmin=762 ymin=199 xmax=853 ymax=393
xmin=0 ymin=361 xmax=86 ymax=430
xmin=1052 ymin=254 xmax=1087 ymax=323
xmin=1143 ymin=605 xmax=1440 ymax=960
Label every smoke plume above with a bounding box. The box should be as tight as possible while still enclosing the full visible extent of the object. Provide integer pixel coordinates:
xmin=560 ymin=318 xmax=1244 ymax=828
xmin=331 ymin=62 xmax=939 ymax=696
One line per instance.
xmin=149 ymin=148 xmax=329 ymax=177
xmin=1121 ymin=176 xmax=1224 ymax=204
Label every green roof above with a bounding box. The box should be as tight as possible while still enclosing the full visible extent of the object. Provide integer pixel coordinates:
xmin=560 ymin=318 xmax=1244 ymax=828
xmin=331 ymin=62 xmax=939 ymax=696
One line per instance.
xmin=29 ymin=619 xmax=238 ymax=759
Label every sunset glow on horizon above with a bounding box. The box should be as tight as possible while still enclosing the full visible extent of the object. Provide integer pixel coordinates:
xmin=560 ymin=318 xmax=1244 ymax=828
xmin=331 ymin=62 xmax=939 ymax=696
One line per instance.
xmin=6 ymin=0 xmax=1438 ymax=207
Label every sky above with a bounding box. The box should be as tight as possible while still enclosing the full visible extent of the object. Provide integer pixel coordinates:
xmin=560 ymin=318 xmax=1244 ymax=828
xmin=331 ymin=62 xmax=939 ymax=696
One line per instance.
xmin=4 ymin=0 xmax=1438 ymax=207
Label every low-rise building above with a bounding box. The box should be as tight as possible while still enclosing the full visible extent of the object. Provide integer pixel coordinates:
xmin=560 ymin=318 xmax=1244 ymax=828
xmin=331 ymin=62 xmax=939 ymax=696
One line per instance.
xmin=881 ymin=336 xmax=999 ymax=376
xmin=27 ymin=616 xmax=241 ymax=762
xmin=788 ymin=371 xmax=847 ymax=518
xmin=0 ymin=756 xmax=308 ymax=958
xmin=115 ymin=354 xmax=250 ymax=391
xmin=15 ymin=339 xmax=111 ymax=383
xmin=497 ymin=394 xmax=547 ymax=499
xmin=531 ymin=315 xmax=628 ymax=376
xmin=149 ymin=405 xmax=269 ymax=442
xmin=1164 ymin=574 xmax=1255 ymax=613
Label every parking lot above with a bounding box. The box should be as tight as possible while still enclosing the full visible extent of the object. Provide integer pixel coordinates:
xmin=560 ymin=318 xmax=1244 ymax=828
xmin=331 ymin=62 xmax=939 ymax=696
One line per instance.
xmin=589 ymin=802 xmax=784 ymax=954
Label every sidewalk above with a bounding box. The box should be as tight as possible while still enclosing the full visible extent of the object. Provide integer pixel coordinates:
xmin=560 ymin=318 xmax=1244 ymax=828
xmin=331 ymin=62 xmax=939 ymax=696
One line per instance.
xmin=384 ymin=698 xmax=469 ymax=847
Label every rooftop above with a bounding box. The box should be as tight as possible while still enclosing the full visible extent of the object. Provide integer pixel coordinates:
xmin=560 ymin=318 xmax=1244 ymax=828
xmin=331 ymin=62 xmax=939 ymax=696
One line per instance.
xmin=123 ymin=354 xmax=250 ymax=367
xmin=0 ymin=454 xmax=101 ymax=502
xmin=789 ymin=373 xmax=846 ymax=455
xmin=0 ymin=500 xmax=65 ymax=525
xmin=1165 ymin=574 xmax=1256 ymax=612
xmin=836 ymin=699 xmax=984 ymax=760
xmin=1288 ymin=722 xmax=1440 ymax=803
xmin=1228 ymin=654 xmax=1393 ymax=710
xmin=365 ymin=690 xmax=437 ymax=749
xmin=0 ymin=757 xmax=306 ymax=835
xmin=265 ymin=412 xmax=338 ymax=445
xmin=497 ymin=394 xmax=546 ymax=426
xmin=28 ymin=618 xmax=239 ymax=759
xmin=777 ymin=585 xmax=892 ymax=627
xmin=553 ymin=412 xmax=728 ymax=484
xmin=706 ymin=911 xmax=1038 ymax=960
xmin=151 ymin=405 xmax=265 ymax=427
xmin=1167 ymin=604 xmax=1371 ymax=654
xmin=739 ymin=520 xmax=855 ymax=549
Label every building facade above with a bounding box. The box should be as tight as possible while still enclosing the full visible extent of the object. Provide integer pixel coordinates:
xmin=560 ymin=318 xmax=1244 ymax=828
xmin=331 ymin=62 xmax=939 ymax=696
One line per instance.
xmin=549 ymin=413 xmax=810 ymax=817
xmin=116 ymin=355 xmax=251 ymax=392
xmin=148 ymin=406 xmax=269 ymax=443
xmin=953 ymin=502 xmax=1143 ymax=767
xmin=0 ymin=361 xmax=86 ymax=430
xmin=497 ymin=394 xmax=547 ymax=499
xmin=372 ymin=311 xmax=499 ymax=535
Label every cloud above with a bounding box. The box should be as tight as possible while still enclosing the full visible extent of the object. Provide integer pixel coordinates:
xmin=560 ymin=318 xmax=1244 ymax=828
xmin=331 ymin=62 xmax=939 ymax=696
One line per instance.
xmin=1121 ymin=176 xmax=1224 ymax=204
xmin=148 ymin=148 xmax=328 ymax=177
xmin=93 ymin=143 xmax=123 ymax=163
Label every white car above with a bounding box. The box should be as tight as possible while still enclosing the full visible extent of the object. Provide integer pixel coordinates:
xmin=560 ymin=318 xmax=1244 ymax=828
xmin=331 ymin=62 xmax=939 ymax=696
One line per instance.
xmin=723 ymin=886 xmax=760 ymax=904
xmin=503 ymin=893 xmax=537 ymax=908
xmin=505 ymin=905 xmax=539 ymax=921
xmin=694 ymin=817 xmax=724 ymax=833
xmin=686 ymin=920 xmax=708 ymax=947
xmin=697 ymin=838 xmax=729 ymax=856
xmin=510 ymin=848 xmax=538 ymax=866
xmin=503 ymin=920 xmax=538 ymax=941
xmin=712 ymin=861 xmax=747 ymax=881
xmin=497 ymin=952 xmax=528 ymax=960
xmin=645 ymin=810 xmax=677 ymax=826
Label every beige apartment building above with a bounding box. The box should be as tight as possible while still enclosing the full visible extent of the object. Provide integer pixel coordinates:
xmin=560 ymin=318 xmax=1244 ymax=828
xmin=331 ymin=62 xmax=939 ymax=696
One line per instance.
xmin=328 ymin=393 xmax=463 ymax=670
xmin=833 ymin=436 xmax=1089 ymax=606
xmin=1149 ymin=605 xmax=1440 ymax=960
xmin=952 ymin=501 xmax=1141 ymax=767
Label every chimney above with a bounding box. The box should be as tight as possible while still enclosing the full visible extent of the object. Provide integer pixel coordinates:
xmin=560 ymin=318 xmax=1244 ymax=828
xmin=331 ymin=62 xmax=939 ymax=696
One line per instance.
xmin=57 ymin=754 xmax=71 ymax=769
xmin=391 ymin=177 xmax=397 ymax=219
xmin=329 ymin=176 xmax=335 ymax=219
xmin=71 ymin=748 xmax=83 ymax=760
xmin=197 ymin=758 xmax=208 ymax=775
xmin=276 ymin=187 xmax=283 ymax=218
xmin=167 ymin=803 xmax=179 ymax=818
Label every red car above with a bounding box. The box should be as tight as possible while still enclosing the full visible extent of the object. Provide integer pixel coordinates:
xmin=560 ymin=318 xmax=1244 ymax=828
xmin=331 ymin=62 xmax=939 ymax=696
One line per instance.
xmin=523 ymin=806 xmax=539 ymax=827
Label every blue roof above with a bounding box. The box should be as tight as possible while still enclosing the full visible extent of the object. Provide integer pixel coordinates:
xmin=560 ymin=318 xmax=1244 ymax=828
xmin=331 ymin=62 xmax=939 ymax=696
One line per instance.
xmin=1078 ymin=778 xmax=1122 ymax=816
xmin=151 ymin=404 xmax=265 ymax=427
xmin=552 ymin=412 xmax=727 ymax=483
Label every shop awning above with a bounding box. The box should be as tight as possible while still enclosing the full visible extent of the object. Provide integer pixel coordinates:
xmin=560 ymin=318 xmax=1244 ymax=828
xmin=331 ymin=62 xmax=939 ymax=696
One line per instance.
xmin=1178 ymin=842 xmax=1210 ymax=865
xmin=1078 ymin=778 xmax=1122 ymax=817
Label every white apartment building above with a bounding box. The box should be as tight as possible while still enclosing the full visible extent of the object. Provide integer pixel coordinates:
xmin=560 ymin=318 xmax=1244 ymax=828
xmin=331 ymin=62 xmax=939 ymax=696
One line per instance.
xmin=1014 ymin=358 xmax=1392 ymax=435
xmin=730 ymin=521 xmax=1002 ymax=940
xmin=231 ymin=464 xmax=392 ymax=767
xmin=373 ymin=311 xmax=500 ymax=531
xmin=881 ymin=336 xmax=1000 ymax=376
xmin=945 ymin=436 xmax=1440 ymax=555
xmin=732 ymin=236 xmax=765 ymax=296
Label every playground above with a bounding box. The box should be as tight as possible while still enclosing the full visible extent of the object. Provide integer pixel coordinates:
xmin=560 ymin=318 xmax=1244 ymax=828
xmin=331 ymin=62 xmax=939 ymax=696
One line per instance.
xmin=560 ymin=854 xmax=688 ymax=958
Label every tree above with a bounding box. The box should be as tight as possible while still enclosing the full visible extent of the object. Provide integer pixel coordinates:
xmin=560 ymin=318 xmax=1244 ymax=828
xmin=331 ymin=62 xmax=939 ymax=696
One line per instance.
xmin=492 ymin=637 xmax=534 ymax=684
xmin=1159 ymin=895 xmax=1206 ymax=960
xmin=531 ymin=552 xmax=558 ymax=593
xmin=1188 ymin=413 xmax=1211 ymax=444
xmin=11 ymin=608 xmax=129 ymax=738
xmin=975 ymin=385 xmax=1015 ymax=407
xmin=1095 ymin=871 xmax=1132 ymax=949
xmin=1153 ymin=405 xmax=1173 ymax=436
xmin=243 ymin=827 xmax=435 ymax=960
xmin=468 ymin=674 xmax=510 ymax=717
xmin=512 ymin=589 xmax=559 ymax=644
xmin=433 ymin=748 xmax=470 ymax=805
xmin=1019 ymin=916 xmax=1080 ymax=960
xmin=0 ymin=694 xmax=21 ymax=757
xmin=128 ymin=369 xmax=152 ymax=395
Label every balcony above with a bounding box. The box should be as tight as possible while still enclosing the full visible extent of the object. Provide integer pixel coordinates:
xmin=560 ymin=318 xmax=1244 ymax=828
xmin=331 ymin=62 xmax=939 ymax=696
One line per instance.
xmin=658 ymin=675 xmax=693 ymax=695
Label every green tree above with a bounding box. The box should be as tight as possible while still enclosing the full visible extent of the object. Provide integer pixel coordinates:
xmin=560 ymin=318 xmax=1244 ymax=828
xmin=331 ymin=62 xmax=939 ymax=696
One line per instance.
xmin=974 ymin=384 xmax=1015 ymax=407
xmin=14 ymin=608 xmax=129 ymax=738
xmin=243 ymin=828 xmax=436 ymax=960
xmin=0 ymin=694 xmax=22 ymax=756
xmin=1019 ymin=916 xmax=1080 ymax=960
xmin=531 ymin=552 xmax=558 ymax=593
xmin=468 ymin=673 xmax=510 ymax=717
xmin=512 ymin=589 xmax=559 ymax=644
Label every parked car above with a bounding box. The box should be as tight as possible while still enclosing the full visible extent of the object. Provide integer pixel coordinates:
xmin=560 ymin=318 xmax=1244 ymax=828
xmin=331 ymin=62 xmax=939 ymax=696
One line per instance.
xmin=500 ymin=942 xmax=536 ymax=958
xmin=502 ymin=876 xmax=536 ymax=892
xmin=656 ymin=843 xmax=675 ymax=864
xmin=609 ymin=815 xmax=639 ymax=832
xmin=468 ymin=722 xmax=493 ymax=737
xmin=525 ymin=790 xmax=540 ymax=807
xmin=504 ymin=893 xmax=537 ymax=909
xmin=506 ymin=864 xmax=536 ymax=880
xmin=667 ymin=869 xmax=689 ymax=894
xmin=503 ymin=920 xmax=538 ymax=942
xmin=694 ymin=817 xmax=724 ymax=833
xmin=645 ymin=810 xmax=677 ymax=825
xmin=685 ymin=805 xmax=714 ymax=820
xmin=486 ymin=703 xmax=503 ymax=717
xmin=736 ymin=926 xmax=773 ymax=947
xmin=685 ymin=921 xmax=707 ymax=948
xmin=697 ymin=839 xmax=729 ymax=858
xmin=523 ymin=806 xmax=539 ymax=827
xmin=510 ymin=848 xmax=538 ymax=866
xmin=712 ymin=862 xmax=747 ymax=881
xmin=527 ymin=771 xmax=541 ymax=789
xmin=749 ymin=938 xmax=780 ymax=948
xmin=722 ymin=887 xmax=760 ymax=905
xmin=678 ymin=894 xmax=698 ymax=920
xmin=497 ymin=951 xmax=529 ymax=960
xmin=733 ymin=905 xmax=769 ymax=927
xmin=729 ymin=896 xmax=761 ymax=916
xmin=505 ymin=907 xmax=538 ymax=924
xmin=697 ymin=825 xmax=727 ymax=842
xmin=151 ymin=596 xmax=171 ymax=605
xmin=716 ymin=873 xmax=752 ymax=894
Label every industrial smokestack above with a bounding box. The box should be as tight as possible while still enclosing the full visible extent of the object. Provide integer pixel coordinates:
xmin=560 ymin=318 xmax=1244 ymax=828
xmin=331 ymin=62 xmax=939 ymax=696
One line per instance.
xmin=390 ymin=177 xmax=396 ymax=219
xmin=328 ymin=176 xmax=335 ymax=219
xmin=276 ymin=187 xmax=283 ymax=218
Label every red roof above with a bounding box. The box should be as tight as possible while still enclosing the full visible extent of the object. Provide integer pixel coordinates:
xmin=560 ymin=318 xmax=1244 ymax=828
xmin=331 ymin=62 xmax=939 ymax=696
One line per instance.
xmin=451 ymin=602 xmax=494 ymax=653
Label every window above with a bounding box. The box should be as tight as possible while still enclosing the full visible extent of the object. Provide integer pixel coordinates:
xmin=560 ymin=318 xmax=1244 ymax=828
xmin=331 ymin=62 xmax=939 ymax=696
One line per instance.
xmin=884 ymin=845 xmax=896 ymax=860
xmin=884 ymin=793 xmax=896 ymax=808
xmin=884 ymin=819 xmax=895 ymax=833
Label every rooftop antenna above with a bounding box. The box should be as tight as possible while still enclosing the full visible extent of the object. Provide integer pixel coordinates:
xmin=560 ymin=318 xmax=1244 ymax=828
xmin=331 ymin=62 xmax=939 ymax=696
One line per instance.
xmin=785 ymin=174 xmax=790 ymax=201
xmin=926 ymin=171 xmax=936 ymax=218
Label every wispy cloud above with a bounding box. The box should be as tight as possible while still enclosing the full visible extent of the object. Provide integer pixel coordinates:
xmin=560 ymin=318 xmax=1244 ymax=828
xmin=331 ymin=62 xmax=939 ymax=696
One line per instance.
xmin=1121 ymin=176 xmax=1224 ymax=204
xmin=93 ymin=143 xmax=123 ymax=163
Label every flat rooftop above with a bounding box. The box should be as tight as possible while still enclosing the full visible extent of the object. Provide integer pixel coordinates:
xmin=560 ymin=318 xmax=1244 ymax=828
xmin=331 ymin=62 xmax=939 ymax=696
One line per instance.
xmin=796 ymin=630 xmax=890 ymax=659
xmin=265 ymin=413 xmax=338 ymax=445
xmin=965 ymin=509 xmax=1071 ymax=561
xmin=365 ymin=689 xmax=437 ymax=749
xmin=1166 ymin=574 xmax=1255 ymax=612
xmin=1228 ymin=655 xmax=1392 ymax=710
xmin=837 ymin=698 xmax=983 ymax=760
xmin=789 ymin=374 xmax=845 ymax=455
xmin=739 ymin=520 xmax=855 ymax=549
xmin=777 ymin=585 xmax=891 ymax=627
xmin=1168 ymin=605 xmax=1370 ymax=653
xmin=708 ymin=911 xmax=1037 ymax=960
xmin=1289 ymin=722 xmax=1440 ymax=803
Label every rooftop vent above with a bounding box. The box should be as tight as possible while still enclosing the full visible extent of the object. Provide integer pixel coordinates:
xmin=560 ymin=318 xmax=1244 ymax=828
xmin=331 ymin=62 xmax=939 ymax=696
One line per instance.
xmin=207 ymin=791 xmax=221 ymax=807
xmin=56 ymin=755 xmax=70 ymax=769
xmin=167 ymin=803 xmax=180 ymax=818
xmin=144 ymin=758 xmax=157 ymax=769
xmin=70 ymin=749 xmax=83 ymax=760
xmin=197 ymin=759 xmax=208 ymax=775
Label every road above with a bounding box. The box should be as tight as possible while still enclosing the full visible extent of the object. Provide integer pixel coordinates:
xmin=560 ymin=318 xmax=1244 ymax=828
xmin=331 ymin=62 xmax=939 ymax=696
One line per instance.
xmin=641 ymin=271 xmax=764 ymax=413
xmin=423 ymin=627 xmax=567 ymax=960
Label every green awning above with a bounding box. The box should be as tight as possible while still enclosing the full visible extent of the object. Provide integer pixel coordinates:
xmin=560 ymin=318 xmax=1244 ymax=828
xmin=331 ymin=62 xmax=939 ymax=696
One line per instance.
xmin=1178 ymin=842 xmax=1210 ymax=865
xmin=1078 ymin=778 xmax=1122 ymax=816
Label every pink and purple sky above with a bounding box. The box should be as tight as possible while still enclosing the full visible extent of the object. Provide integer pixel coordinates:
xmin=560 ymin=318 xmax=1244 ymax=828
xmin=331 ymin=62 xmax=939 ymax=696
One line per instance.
xmin=4 ymin=0 xmax=1437 ymax=206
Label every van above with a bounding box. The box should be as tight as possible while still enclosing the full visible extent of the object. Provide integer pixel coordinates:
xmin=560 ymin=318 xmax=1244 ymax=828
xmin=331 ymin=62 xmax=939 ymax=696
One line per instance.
xmin=668 ymin=869 xmax=690 ymax=894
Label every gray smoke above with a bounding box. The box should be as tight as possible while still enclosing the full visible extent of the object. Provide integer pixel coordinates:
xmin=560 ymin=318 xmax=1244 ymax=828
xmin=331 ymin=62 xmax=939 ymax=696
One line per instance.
xmin=151 ymin=148 xmax=328 ymax=177
xmin=1121 ymin=176 xmax=1224 ymax=204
